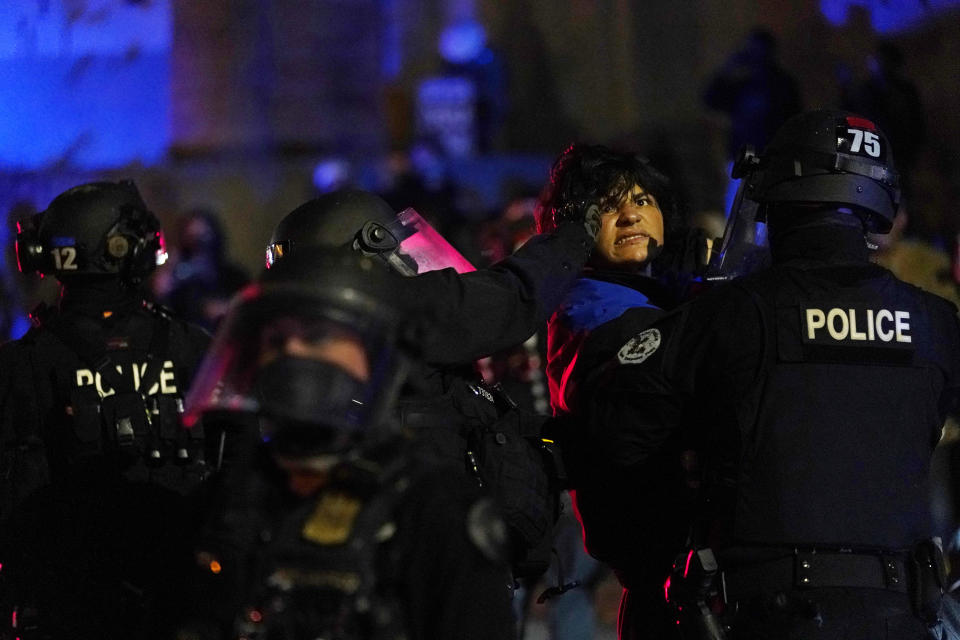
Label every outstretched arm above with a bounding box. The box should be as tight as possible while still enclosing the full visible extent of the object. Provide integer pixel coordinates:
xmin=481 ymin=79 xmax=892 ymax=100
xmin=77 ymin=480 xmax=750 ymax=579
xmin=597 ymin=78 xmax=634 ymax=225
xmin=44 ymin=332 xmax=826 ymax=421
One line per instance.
xmin=411 ymin=223 xmax=593 ymax=365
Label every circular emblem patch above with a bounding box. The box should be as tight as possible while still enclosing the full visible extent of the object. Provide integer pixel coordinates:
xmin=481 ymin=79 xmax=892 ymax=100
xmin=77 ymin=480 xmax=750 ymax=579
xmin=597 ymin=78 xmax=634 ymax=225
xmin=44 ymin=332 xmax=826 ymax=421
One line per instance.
xmin=617 ymin=328 xmax=661 ymax=364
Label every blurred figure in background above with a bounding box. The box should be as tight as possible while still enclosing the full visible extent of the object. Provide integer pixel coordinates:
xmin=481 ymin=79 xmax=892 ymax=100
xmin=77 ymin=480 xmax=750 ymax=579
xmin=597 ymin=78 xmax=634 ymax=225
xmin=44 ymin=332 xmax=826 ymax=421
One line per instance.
xmin=842 ymin=41 xmax=926 ymax=199
xmin=475 ymin=191 xmax=550 ymax=415
xmin=378 ymin=137 xmax=460 ymax=233
xmin=870 ymin=205 xmax=960 ymax=309
xmin=1 ymin=202 xmax=36 ymax=342
xmin=160 ymin=208 xmax=249 ymax=332
xmin=415 ymin=19 xmax=507 ymax=158
xmin=704 ymin=27 xmax=803 ymax=162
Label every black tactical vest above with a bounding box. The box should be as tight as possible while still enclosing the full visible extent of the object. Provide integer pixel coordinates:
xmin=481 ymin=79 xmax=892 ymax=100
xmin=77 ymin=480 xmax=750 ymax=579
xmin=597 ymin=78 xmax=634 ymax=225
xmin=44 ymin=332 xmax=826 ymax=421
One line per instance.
xmin=25 ymin=304 xmax=206 ymax=491
xmin=728 ymin=263 xmax=960 ymax=550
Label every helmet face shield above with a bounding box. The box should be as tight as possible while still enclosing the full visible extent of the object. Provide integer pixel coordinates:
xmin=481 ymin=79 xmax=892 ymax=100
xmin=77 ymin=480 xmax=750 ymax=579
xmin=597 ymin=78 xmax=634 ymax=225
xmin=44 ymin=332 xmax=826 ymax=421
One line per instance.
xmin=184 ymin=288 xmax=408 ymax=453
xmin=705 ymin=177 xmax=771 ymax=280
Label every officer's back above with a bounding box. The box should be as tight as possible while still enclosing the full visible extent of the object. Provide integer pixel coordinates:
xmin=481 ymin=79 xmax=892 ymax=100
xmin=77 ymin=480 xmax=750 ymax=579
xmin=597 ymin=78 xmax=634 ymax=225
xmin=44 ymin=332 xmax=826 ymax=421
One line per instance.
xmin=0 ymin=181 xmax=211 ymax=639
xmin=703 ymin=249 xmax=958 ymax=550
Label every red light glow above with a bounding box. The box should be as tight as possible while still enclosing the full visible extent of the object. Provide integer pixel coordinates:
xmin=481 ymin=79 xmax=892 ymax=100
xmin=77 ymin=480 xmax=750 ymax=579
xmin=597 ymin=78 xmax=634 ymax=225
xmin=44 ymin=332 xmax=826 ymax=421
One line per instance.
xmin=846 ymin=116 xmax=876 ymax=131
xmin=683 ymin=549 xmax=695 ymax=578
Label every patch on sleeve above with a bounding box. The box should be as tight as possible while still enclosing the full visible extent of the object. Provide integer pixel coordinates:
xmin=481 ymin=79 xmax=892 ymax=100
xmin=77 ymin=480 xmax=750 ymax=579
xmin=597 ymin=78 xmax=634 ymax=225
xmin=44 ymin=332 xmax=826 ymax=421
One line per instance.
xmin=617 ymin=328 xmax=661 ymax=364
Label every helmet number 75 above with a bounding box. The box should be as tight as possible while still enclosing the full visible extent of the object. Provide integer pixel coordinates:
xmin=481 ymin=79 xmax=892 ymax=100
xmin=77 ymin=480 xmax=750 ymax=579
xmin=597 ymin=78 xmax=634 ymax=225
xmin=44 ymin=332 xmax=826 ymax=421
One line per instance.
xmin=847 ymin=128 xmax=881 ymax=158
xmin=51 ymin=247 xmax=78 ymax=270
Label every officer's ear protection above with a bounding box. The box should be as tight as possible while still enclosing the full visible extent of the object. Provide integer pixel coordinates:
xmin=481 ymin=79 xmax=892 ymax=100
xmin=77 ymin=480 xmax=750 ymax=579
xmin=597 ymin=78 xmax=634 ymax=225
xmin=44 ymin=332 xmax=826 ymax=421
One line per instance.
xmin=104 ymin=201 xmax=165 ymax=281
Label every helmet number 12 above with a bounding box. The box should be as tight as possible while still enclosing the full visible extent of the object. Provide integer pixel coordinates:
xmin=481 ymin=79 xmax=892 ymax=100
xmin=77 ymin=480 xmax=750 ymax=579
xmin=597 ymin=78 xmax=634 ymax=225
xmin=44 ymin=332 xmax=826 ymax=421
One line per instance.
xmin=51 ymin=246 xmax=78 ymax=270
xmin=847 ymin=128 xmax=881 ymax=158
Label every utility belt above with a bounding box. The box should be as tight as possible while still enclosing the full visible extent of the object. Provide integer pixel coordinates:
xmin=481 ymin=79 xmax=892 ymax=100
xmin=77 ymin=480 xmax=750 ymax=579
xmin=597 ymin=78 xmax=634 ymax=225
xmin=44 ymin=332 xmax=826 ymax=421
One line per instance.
xmin=720 ymin=547 xmax=908 ymax=601
xmin=664 ymin=541 xmax=947 ymax=639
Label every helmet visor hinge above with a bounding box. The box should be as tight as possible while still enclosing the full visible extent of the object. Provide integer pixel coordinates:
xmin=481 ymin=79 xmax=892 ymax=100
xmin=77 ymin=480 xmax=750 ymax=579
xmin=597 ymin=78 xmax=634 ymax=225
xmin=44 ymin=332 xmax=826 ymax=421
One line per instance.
xmin=355 ymin=221 xmax=399 ymax=255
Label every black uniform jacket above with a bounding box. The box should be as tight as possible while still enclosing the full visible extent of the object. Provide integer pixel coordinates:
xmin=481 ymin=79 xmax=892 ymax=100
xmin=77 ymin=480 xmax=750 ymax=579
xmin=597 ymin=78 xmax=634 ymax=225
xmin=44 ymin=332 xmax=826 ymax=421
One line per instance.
xmin=409 ymin=221 xmax=593 ymax=367
xmin=573 ymin=226 xmax=960 ymax=580
xmin=397 ymin=222 xmax=592 ymax=470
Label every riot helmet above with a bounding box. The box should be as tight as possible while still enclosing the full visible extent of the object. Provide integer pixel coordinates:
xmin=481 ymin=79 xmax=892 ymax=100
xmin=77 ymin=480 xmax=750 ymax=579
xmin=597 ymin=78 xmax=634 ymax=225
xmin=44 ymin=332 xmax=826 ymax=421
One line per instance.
xmin=266 ymin=189 xmax=474 ymax=275
xmin=738 ymin=109 xmax=900 ymax=233
xmin=707 ymin=110 xmax=900 ymax=279
xmin=184 ymin=250 xmax=413 ymax=460
xmin=16 ymin=180 xmax=166 ymax=283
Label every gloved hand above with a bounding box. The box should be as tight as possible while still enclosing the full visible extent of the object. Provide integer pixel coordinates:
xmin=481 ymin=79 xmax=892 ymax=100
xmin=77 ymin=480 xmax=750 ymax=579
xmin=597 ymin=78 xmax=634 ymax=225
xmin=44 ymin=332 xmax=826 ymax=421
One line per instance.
xmin=554 ymin=201 xmax=601 ymax=242
xmin=655 ymin=227 xmax=715 ymax=278
xmin=581 ymin=204 xmax=601 ymax=242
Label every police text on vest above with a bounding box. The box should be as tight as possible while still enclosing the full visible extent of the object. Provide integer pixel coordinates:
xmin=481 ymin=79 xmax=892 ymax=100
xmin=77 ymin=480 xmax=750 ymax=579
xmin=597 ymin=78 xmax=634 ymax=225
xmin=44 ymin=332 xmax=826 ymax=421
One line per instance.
xmin=75 ymin=360 xmax=178 ymax=398
xmin=805 ymin=308 xmax=911 ymax=343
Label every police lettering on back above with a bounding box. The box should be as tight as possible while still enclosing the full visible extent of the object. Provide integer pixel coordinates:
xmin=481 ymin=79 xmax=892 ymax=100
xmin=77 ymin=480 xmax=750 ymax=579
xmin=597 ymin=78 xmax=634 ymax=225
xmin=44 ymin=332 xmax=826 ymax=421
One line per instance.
xmin=804 ymin=307 xmax=911 ymax=343
xmin=75 ymin=360 xmax=179 ymax=397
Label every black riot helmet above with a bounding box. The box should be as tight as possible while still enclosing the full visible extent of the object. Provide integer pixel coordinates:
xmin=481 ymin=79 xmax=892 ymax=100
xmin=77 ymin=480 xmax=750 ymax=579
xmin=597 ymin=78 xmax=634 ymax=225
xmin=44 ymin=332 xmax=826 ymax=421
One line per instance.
xmin=735 ymin=109 xmax=900 ymax=233
xmin=16 ymin=180 xmax=167 ymax=282
xmin=266 ymin=190 xmax=396 ymax=267
xmin=184 ymin=249 xmax=413 ymax=459
xmin=266 ymin=188 xmax=475 ymax=276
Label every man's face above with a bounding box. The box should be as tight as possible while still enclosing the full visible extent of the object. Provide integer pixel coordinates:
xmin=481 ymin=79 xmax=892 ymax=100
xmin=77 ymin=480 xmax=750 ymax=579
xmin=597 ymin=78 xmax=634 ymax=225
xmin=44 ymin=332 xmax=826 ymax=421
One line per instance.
xmin=257 ymin=320 xmax=370 ymax=382
xmin=589 ymin=184 xmax=665 ymax=270
xmin=257 ymin=324 xmax=372 ymax=497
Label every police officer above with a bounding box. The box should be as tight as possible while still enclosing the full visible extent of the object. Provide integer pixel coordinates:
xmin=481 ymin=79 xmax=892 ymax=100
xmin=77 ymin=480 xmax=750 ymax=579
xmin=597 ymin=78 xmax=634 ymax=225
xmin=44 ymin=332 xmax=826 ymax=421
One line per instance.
xmin=0 ymin=181 xmax=211 ymax=639
xmin=265 ymin=189 xmax=598 ymax=577
xmin=177 ymin=249 xmax=516 ymax=640
xmin=570 ymin=110 xmax=960 ymax=639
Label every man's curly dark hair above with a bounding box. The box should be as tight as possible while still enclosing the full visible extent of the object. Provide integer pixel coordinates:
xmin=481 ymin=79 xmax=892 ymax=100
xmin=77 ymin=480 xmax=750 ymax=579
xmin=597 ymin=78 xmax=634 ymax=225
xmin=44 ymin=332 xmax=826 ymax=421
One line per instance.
xmin=535 ymin=143 xmax=679 ymax=235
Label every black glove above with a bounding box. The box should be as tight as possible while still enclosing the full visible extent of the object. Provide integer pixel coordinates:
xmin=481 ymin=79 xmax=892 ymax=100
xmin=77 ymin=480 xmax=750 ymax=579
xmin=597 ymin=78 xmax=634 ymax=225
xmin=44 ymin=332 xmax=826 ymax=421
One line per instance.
xmin=554 ymin=202 xmax=601 ymax=243
xmin=655 ymin=227 xmax=714 ymax=278
xmin=581 ymin=204 xmax=601 ymax=242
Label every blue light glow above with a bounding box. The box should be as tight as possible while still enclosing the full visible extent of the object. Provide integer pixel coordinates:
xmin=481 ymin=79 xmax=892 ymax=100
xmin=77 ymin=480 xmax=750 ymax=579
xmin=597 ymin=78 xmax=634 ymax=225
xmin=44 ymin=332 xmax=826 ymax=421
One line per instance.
xmin=820 ymin=0 xmax=960 ymax=33
xmin=0 ymin=1 xmax=171 ymax=170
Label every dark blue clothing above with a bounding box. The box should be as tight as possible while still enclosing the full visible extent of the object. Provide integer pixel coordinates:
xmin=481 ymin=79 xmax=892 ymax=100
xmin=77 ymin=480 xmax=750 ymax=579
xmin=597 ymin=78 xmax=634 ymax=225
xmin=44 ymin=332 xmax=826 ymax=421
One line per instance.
xmin=546 ymin=276 xmax=659 ymax=415
xmin=560 ymin=277 xmax=658 ymax=332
